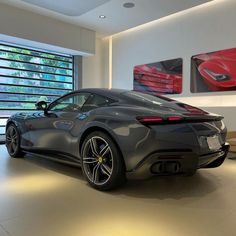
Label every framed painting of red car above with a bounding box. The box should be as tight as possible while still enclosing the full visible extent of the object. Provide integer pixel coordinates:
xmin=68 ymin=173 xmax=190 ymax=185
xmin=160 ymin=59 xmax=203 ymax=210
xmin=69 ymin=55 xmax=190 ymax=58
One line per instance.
xmin=133 ymin=58 xmax=183 ymax=95
xmin=191 ymin=48 xmax=236 ymax=93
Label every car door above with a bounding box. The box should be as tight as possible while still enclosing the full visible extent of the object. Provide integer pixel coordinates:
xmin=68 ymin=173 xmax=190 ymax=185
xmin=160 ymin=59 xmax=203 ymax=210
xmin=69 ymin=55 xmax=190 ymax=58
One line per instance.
xmin=27 ymin=92 xmax=90 ymax=156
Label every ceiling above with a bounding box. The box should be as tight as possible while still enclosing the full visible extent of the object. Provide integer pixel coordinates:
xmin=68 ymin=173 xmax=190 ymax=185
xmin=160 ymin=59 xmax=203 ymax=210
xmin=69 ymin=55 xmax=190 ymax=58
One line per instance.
xmin=21 ymin=0 xmax=112 ymax=16
xmin=1 ymin=0 xmax=212 ymax=37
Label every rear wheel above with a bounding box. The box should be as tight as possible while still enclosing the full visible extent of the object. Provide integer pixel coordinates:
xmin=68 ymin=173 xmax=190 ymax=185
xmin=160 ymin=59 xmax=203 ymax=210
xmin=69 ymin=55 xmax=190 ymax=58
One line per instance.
xmin=6 ymin=124 xmax=24 ymax=158
xmin=81 ymin=131 xmax=126 ymax=190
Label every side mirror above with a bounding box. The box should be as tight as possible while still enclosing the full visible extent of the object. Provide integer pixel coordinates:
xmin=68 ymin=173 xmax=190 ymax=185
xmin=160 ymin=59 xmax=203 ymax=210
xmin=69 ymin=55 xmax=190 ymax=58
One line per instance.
xmin=35 ymin=101 xmax=48 ymax=111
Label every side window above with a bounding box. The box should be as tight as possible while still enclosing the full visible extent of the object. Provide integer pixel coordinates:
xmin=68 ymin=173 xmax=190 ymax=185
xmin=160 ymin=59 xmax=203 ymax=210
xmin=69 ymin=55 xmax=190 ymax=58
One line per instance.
xmin=49 ymin=93 xmax=90 ymax=112
xmin=82 ymin=94 xmax=115 ymax=112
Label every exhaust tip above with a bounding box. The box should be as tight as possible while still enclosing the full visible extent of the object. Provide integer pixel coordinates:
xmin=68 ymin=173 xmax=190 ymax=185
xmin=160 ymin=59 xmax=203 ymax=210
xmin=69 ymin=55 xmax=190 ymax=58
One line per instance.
xmin=151 ymin=161 xmax=181 ymax=174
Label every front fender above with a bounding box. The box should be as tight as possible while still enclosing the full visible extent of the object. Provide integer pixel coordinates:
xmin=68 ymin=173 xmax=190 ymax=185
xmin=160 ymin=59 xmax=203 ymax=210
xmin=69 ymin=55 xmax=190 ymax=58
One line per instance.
xmin=6 ymin=116 xmax=30 ymax=147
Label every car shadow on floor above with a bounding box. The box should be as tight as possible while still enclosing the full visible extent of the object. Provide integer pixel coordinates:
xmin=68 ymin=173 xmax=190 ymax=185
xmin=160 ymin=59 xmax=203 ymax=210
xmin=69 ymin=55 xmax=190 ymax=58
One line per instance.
xmin=110 ymin=171 xmax=221 ymax=200
xmin=24 ymin=153 xmax=221 ymax=200
xmin=24 ymin=154 xmax=84 ymax=180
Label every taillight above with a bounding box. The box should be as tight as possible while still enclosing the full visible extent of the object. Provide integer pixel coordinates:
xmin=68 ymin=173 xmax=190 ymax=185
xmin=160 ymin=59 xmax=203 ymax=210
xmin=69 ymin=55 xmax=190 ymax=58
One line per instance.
xmin=168 ymin=116 xmax=183 ymax=121
xmin=137 ymin=116 xmax=183 ymax=125
xmin=138 ymin=117 xmax=163 ymax=123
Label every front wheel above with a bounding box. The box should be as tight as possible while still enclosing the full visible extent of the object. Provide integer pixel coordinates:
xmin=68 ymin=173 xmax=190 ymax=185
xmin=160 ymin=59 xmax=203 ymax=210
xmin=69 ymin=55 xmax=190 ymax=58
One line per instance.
xmin=6 ymin=124 xmax=24 ymax=158
xmin=81 ymin=131 xmax=126 ymax=190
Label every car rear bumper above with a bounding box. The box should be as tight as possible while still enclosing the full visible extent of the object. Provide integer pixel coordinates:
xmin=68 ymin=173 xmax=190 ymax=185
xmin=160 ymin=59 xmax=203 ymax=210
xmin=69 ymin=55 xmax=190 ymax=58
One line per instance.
xmin=198 ymin=143 xmax=229 ymax=167
xmin=126 ymin=143 xmax=230 ymax=179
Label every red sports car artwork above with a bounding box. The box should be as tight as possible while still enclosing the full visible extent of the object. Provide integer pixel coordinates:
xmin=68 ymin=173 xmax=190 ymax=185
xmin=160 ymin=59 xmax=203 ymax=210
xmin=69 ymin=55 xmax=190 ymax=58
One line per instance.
xmin=133 ymin=58 xmax=183 ymax=95
xmin=191 ymin=48 xmax=236 ymax=92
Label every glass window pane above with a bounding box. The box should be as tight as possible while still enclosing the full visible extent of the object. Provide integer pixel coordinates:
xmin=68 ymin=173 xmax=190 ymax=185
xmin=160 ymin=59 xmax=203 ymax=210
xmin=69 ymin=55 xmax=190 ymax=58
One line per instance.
xmin=0 ymin=60 xmax=73 ymax=76
xmin=0 ymin=102 xmax=36 ymax=110
xmin=0 ymin=85 xmax=69 ymax=96
xmin=0 ymin=51 xmax=72 ymax=69
xmin=0 ymin=44 xmax=72 ymax=62
xmin=0 ymin=68 xmax=72 ymax=82
xmin=0 ymin=126 xmax=5 ymax=134
xmin=0 ymin=93 xmax=57 ymax=102
xmin=0 ymin=118 xmax=7 ymax=126
xmin=0 ymin=43 xmax=74 ymax=140
xmin=0 ymin=77 xmax=73 ymax=90
xmin=50 ymin=93 xmax=89 ymax=111
xmin=0 ymin=110 xmax=34 ymax=117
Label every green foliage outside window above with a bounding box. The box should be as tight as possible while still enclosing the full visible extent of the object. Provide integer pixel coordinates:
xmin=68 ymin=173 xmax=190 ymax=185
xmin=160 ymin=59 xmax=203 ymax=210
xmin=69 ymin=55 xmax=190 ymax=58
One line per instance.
xmin=0 ymin=43 xmax=74 ymax=116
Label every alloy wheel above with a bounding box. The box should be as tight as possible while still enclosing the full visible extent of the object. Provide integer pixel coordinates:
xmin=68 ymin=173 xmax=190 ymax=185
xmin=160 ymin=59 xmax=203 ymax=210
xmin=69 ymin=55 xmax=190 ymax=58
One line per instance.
xmin=82 ymin=136 xmax=113 ymax=185
xmin=6 ymin=125 xmax=19 ymax=156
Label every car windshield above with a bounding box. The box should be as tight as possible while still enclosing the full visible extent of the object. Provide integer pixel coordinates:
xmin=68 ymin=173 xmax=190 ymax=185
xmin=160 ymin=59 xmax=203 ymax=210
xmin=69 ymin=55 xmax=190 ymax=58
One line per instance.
xmin=122 ymin=91 xmax=174 ymax=106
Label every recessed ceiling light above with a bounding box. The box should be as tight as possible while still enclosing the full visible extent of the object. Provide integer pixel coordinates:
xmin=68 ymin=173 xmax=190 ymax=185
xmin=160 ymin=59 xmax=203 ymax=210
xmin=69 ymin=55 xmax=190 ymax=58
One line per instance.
xmin=99 ymin=15 xmax=106 ymax=19
xmin=123 ymin=2 xmax=135 ymax=8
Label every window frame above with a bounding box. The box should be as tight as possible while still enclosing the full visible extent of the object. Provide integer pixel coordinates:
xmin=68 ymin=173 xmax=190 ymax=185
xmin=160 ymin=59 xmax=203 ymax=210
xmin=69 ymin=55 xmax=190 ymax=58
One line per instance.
xmin=48 ymin=92 xmax=91 ymax=112
xmin=81 ymin=93 xmax=116 ymax=112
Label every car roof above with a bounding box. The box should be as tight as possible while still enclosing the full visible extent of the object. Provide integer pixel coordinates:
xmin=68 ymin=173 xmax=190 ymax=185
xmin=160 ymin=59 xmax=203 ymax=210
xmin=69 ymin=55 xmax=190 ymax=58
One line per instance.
xmin=65 ymin=88 xmax=173 ymax=103
xmin=72 ymin=88 xmax=129 ymax=99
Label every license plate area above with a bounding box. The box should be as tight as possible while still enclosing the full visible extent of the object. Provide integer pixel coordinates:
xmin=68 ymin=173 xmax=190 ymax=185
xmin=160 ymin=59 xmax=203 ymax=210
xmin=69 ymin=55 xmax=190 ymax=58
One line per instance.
xmin=206 ymin=135 xmax=221 ymax=151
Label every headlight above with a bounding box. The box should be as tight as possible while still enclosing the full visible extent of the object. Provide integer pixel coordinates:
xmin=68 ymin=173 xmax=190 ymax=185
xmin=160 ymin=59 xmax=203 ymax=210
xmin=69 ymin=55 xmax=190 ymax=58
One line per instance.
xmin=204 ymin=69 xmax=230 ymax=81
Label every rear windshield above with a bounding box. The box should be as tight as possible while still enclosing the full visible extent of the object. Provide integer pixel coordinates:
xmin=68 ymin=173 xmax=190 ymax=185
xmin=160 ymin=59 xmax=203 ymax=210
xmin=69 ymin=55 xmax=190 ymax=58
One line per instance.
xmin=121 ymin=91 xmax=174 ymax=106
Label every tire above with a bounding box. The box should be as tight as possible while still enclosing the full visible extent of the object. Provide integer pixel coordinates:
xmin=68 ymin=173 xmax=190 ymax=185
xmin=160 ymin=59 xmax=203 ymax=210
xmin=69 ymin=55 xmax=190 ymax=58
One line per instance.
xmin=81 ymin=131 xmax=126 ymax=191
xmin=6 ymin=124 xmax=24 ymax=158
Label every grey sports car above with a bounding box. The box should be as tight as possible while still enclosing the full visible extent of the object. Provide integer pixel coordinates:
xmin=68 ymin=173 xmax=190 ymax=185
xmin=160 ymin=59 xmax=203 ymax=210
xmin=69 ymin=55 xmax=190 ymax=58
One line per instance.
xmin=6 ymin=89 xmax=229 ymax=190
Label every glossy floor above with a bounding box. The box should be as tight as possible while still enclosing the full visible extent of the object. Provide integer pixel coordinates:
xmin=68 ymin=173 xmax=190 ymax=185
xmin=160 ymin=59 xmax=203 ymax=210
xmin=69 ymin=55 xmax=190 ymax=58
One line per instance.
xmin=0 ymin=145 xmax=236 ymax=236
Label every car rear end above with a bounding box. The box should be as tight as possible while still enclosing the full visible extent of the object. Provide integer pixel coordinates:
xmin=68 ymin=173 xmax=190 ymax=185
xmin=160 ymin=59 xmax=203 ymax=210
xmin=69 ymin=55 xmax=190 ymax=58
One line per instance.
xmin=125 ymin=114 xmax=229 ymax=179
xmin=116 ymin=91 xmax=229 ymax=178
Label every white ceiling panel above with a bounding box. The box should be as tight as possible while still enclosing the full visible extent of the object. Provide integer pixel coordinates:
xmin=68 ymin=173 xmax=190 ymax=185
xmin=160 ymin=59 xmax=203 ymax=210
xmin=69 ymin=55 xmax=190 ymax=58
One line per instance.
xmin=0 ymin=0 xmax=213 ymax=36
xmin=21 ymin=0 xmax=112 ymax=16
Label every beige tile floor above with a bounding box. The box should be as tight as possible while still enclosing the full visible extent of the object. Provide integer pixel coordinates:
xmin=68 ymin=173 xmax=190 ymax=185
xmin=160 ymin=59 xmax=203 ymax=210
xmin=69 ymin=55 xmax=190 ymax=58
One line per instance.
xmin=0 ymin=145 xmax=236 ymax=236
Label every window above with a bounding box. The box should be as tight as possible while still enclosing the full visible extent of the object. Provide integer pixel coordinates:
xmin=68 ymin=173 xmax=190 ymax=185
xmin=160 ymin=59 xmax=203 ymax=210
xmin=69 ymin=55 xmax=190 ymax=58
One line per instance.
xmin=0 ymin=43 xmax=74 ymax=142
xmin=50 ymin=93 xmax=90 ymax=112
xmin=123 ymin=91 xmax=173 ymax=103
xmin=82 ymin=94 xmax=115 ymax=112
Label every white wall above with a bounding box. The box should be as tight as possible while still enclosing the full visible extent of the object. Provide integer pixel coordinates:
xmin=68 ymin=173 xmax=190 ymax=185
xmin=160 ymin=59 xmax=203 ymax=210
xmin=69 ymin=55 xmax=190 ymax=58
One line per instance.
xmin=111 ymin=0 xmax=236 ymax=130
xmin=82 ymin=38 xmax=109 ymax=88
xmin=0 ymin=3 xmax=95 ymax=55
